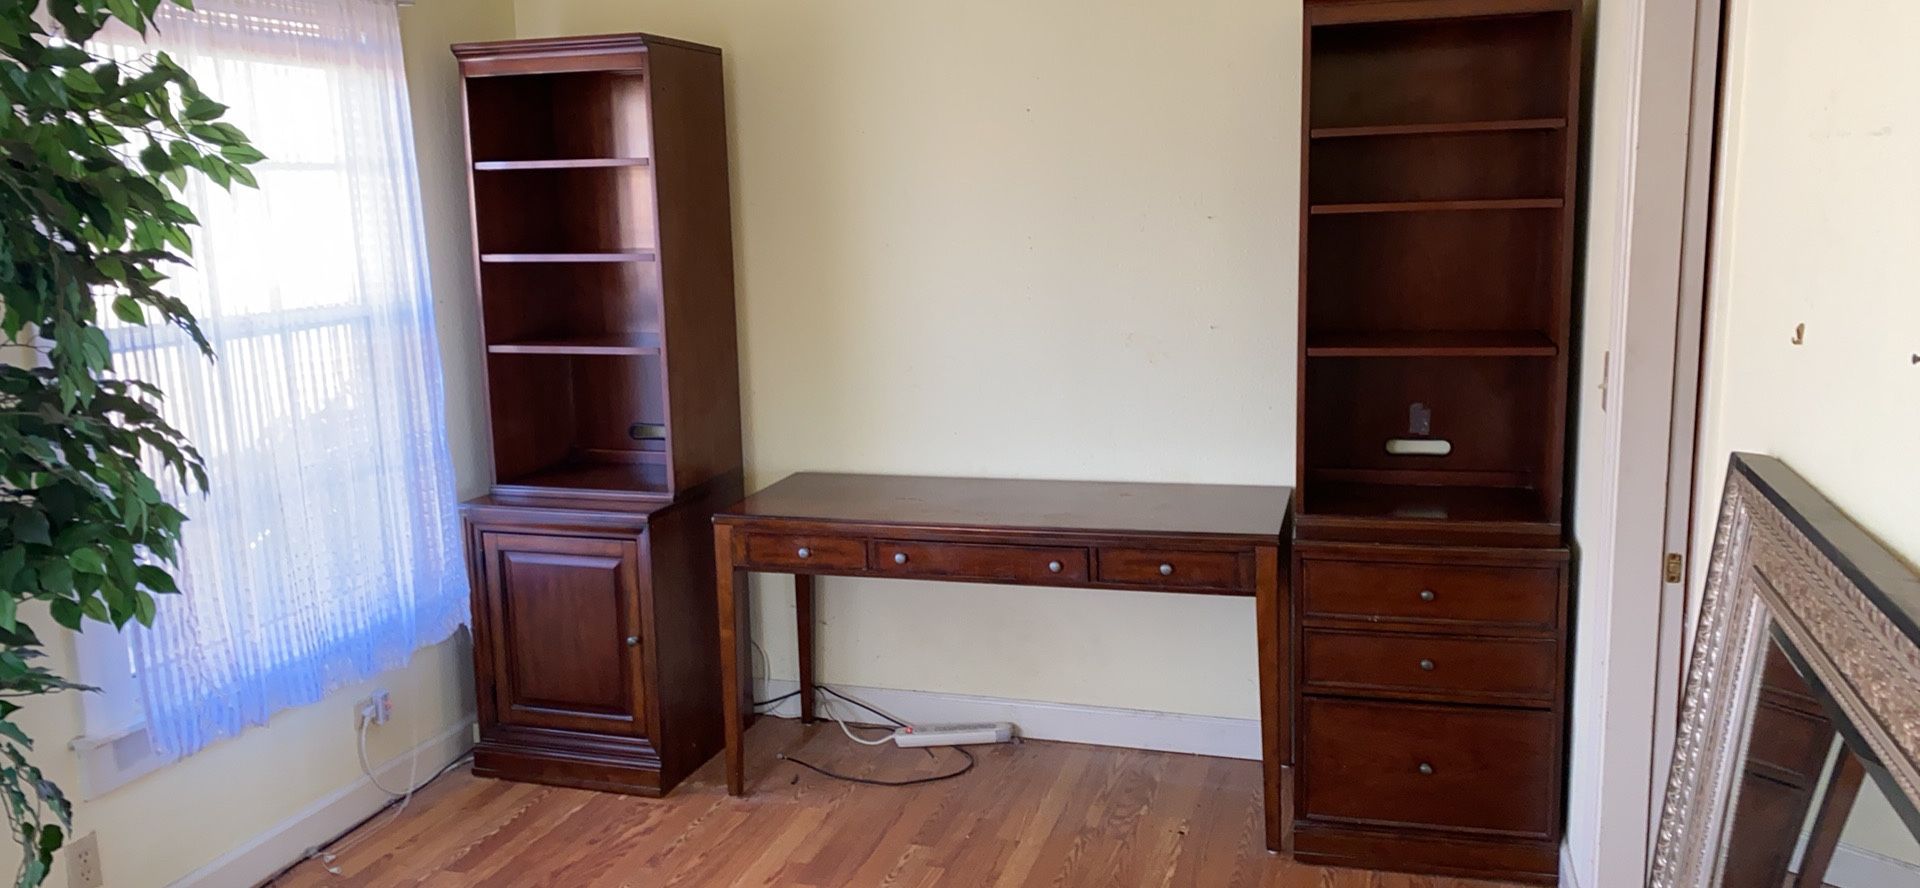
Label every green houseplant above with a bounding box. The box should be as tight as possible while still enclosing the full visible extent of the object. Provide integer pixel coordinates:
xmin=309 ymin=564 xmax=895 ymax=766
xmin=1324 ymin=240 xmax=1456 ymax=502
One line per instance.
xmin=0 ymin=0 xmax=259 ymax=883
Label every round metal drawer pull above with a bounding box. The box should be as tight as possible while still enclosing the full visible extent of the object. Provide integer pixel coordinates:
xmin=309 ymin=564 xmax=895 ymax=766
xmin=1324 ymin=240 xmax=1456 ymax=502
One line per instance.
xmin=1418 ymin=589 xmax=1436 ymax=602
xmin=1159 ymin=563 xmax=1174 ymax=576
xmin=1048 ymin=560 xmax=1063 ymax=573
xmin=894 ymin=552 xmax=909 ymax=565
xmin=797 ymin=547 xmax=811 ymax=559
xmin=1419 ymin=659 xmax=1435 ymax=671
xmin=1417 ymin=762 xmax=1435 ymax=776
xmin=625 ymin=636 xmax=639 ymax=647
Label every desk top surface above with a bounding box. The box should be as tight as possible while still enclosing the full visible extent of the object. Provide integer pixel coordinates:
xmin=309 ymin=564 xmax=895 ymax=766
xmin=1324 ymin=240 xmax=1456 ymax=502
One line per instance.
xmin=716 ymin=473 xmax=1293 ymax=543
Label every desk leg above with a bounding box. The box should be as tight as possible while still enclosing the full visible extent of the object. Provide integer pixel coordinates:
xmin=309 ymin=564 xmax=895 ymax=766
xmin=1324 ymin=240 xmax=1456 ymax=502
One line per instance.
xmin=716 ymin=524 xmax=748 ymax=796
xmin=795 ymin=574 xmax=817 ymax=724
xmin=1254 ymin=544 xmax=1289 ymax=854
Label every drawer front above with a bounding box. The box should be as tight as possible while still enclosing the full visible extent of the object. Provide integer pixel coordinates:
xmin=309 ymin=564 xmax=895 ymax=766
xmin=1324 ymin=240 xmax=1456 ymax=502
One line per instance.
xmin=1301 ymin=630 xmax=1558 ymax=704
xmin=1299 ymin=698 xmax=1558 ymax=837
xmin=872 ymin=540 xmax=1089 ymax=584
xmin=739 ymin=533 xmax=868 ymax=572
xmin=1301 ymin=558 xmax=1559 ymax=629
xmin=1745 ymin=697 xmax=1834 ymax=786
xmin=1096 ymin=547 xmax=1247 ymax=591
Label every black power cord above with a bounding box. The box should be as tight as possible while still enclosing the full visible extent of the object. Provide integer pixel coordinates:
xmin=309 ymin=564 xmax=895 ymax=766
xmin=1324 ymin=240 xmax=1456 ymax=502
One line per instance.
xmin=777 ymin=685 xmax=977 ymax=787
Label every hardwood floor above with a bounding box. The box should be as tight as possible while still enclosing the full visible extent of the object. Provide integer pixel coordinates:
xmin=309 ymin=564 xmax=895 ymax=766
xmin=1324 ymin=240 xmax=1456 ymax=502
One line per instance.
xmin=273 ymin=718 xmax=1526 ymax=887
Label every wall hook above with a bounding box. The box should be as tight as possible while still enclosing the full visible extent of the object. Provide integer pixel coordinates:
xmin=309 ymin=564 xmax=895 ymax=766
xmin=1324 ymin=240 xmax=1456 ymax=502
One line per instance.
xmin=1790 ymin=323 xmax=1805 ymax=345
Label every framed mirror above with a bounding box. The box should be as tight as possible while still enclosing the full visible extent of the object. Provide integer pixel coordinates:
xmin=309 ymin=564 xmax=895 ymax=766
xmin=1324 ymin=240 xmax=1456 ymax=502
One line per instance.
xmin=1651 ymin=454 xmax=1920 ymax=887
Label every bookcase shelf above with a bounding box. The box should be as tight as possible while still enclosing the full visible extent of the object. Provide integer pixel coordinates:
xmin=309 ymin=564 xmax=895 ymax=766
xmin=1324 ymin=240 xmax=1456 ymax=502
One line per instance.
xmin=474 ymin=158 xmax=652 ymax=171
xmin=1305 ymin=331 xmax=1559 ymax=358
xmin=480 ymin=251 xmax=659 ymax=264
xmin=486 ymin=333 xmax=663 ymax=356
xmin=1308 ymin=117 xmax=1567 ymax=139
xmin=1297 ymin=2 xmax=1577 ymax=539
xmin=1309 ymin=198 xmax=1562 ymax=216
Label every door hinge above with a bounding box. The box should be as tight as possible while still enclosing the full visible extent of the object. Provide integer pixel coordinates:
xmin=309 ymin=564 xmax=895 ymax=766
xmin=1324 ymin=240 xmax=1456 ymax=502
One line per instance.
xmin=1664 ymin=552 xmax=1685 ymax=584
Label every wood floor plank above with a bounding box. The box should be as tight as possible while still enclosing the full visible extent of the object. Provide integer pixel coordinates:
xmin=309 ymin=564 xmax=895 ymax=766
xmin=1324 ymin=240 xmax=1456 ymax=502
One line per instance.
xmin=270 ymin=718 xmax=1529 ymax=888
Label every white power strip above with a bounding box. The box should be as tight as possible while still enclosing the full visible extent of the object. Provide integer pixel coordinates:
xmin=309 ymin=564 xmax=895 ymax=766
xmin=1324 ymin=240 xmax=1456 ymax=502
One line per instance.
xmin=890 ymin=722 xmax=1016 ymax=748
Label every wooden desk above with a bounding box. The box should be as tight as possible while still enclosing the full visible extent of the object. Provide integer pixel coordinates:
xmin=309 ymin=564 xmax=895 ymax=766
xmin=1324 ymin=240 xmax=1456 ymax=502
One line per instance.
xmin=712 ymin=472 xmax=1294 ymax=851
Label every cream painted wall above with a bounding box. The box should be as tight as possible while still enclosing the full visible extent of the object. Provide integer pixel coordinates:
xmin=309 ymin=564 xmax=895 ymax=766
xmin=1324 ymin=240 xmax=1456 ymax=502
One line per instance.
xmin=0 ymin=2 xmax=512 ymax=885
xmin=1692 ymin=0 xmax=1920 ymax=868
xmin=508 ymin=0 xmax=1300 ymax=718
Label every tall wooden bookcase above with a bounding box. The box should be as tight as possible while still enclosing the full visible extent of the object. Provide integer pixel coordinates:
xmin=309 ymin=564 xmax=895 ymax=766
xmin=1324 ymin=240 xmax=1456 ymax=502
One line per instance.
xmin=1290 ymin=1 xmax=1580 ymax=881
xmin=452 ymin=33 xmax=742 ymax=796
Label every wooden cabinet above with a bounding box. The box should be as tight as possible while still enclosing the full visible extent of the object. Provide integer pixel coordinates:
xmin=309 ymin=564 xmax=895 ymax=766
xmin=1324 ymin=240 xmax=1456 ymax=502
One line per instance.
xmin=477 ymin=533 xmax=648 ymax=736
xmin=1291 ymin=1 xmax=1581 ymax=879
xmin=454 ymin=33 xmax=742 ymax=797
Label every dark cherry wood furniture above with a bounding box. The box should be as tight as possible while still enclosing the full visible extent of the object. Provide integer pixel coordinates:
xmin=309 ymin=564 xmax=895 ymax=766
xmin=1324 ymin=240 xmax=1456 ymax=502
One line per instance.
xmin=453 ymin=33 xmax=742 ymax=796
xmin=712 ymin=473 xmax=1295 ymax=850
xmin=1291 ymin=0 xmax=1582 ymax=881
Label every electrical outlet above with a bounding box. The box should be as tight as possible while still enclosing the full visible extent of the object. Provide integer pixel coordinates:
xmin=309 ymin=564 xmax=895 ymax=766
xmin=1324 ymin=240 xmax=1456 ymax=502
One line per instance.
xmin=359 ymin=688 xmax=393 ymax=726
xmin=66 ymin=832 xmax=103 ymax=888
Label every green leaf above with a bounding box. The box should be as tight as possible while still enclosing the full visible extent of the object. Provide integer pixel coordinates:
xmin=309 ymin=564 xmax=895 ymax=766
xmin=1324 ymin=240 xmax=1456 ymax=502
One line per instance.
xmin=111 ymin=297 xmax=144 ymax=324
xmin=0 ymin=720 xmax=32 ymax=749
xmin=0 ymin=595 xmax=16 ymax=633
xmin=134 ymin=564 xmax=177 ymax=595
xmin=139 ymin=142 xmax=172 ymax=173
xmin=183 ymin=96 xmax=226 ymax=121
xmin=66 ymin=550 xmax=106 ymax=575
xmin=10 ymin=513 xmax=49 ymax=547
xmin=48 ymin=600 xmax=82 ymax=633
xmin=219 ymin=143 xmax=266 ymax=165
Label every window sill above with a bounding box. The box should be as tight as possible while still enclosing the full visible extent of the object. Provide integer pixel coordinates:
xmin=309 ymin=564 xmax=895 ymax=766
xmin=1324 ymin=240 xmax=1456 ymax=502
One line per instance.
xmin=69 ymin=722 xmax=170 ymax=799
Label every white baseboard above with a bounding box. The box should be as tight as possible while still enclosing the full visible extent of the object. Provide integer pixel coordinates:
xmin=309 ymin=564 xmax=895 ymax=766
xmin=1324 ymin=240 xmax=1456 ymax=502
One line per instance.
xmin=1558 ymin=842 xmax=1583 ymax=888
xmin=754 ymin=679 xmax=1260 ymax=760
xmin=167 ymin=716 xmax=475 ymax=888
xmin=1823 ymin=843 xmax=1920 ymax=888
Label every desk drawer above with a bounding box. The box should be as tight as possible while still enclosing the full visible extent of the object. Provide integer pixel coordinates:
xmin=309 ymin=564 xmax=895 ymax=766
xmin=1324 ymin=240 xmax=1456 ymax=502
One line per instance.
xmin=1299 ymin=698 xmax=1557 ymax=837
xmin=739 ymin=533 xmax=867 ymax=572
xmin=1301 ymin=558 xmax=1559 ymax=630
xmin=1300 ymin=630 xmax=1558 ymax=705
xmin=1096 ymin=547 xmax=1247 ymax=591
xmin=872 ymin=541 xmax=1088 ymax=584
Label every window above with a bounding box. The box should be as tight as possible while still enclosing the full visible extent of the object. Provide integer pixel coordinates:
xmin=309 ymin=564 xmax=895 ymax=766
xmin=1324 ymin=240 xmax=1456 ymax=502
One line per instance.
xmin=71 ymin=0 xmax=466 ymax=793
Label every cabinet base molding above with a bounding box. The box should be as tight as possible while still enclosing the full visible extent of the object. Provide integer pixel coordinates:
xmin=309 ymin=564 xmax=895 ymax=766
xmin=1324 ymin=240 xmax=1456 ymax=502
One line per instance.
xmin=1291 ymin=821 xmax=1560 ymax=885
xmin=473 ymin=725 xmax=666 ymax=796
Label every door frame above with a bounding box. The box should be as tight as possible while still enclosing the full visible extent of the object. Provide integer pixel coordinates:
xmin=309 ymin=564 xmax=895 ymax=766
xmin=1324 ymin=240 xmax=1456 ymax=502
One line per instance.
xmin=1562 ymin=0 xmax=1727 ymax=883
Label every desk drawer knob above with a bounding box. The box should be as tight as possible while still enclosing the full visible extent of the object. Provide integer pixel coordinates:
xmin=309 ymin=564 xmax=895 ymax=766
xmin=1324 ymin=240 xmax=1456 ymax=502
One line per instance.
xmin=1418 ymin=762 xmax=1435 ymax=776
xmin=1418 ymin=589 xmax=1436 ymax=602
xmin=797 ymin=547 xmax=811 ymax=559
xmin=1159 ymin=563 xmax=1174 ymax=576
xmin=1419 ymin=659 xmax=1435 ymax=671
xmin=625 ymin=636 xmax=639 ymax=647
xmin=894 ymin=552 xmax=909 ymax=565
xmin=1048 ymin=560 xmax=1063 ymax=573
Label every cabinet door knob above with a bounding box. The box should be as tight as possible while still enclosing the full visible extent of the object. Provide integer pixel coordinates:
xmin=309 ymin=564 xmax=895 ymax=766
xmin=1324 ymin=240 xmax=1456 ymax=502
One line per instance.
xmin=625 ymin=636 xmax=639 ymax=647
xmin=1417 ymin=762 xmax=1435 ymax=776
xmin=1159 ymin=563 xmax=1174 ymax=576
xmin=1419 ymin=659 xmax=1435 ymax=671
xmin=1418 ymin=589 xmax=1436 ymax=602
xmin=894 ymin=552 xmax=908 ymax=565
xmin=1048 ymin=560 xmax=1063 ymax=573
xmin=797 ymin=547 xmax=811 ymax=559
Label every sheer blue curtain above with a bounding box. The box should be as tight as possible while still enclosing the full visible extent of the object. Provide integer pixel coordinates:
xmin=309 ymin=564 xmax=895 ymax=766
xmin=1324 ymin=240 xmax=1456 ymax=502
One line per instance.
xmin=96 ymin=0 xmax=468 ymax=758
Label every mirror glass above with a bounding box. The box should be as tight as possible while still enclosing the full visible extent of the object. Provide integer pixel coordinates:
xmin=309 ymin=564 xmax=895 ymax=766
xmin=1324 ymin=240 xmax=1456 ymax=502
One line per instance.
xmin=1719 ymin=623 xmax=1920 ymax=887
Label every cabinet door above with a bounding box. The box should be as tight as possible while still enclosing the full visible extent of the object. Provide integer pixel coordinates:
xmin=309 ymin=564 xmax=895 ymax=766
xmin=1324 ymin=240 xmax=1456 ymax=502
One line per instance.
xmin=479 ymin=533 xmax=648 ymax=737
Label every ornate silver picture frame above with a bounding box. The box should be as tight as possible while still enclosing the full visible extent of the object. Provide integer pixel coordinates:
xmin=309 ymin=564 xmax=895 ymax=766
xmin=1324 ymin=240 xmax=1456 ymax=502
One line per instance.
xmin=1649 ymin=454 xmax=1920 ymax=887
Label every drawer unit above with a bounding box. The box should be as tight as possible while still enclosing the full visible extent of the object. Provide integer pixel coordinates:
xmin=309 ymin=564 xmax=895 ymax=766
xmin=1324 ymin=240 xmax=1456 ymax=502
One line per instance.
xmin=1096 ymin=547 xmax=1247 ymax=591
xmin=738 ymin=532 xmax=867 ymax=572
xmin=1297 ymin=698 xmax=1559 ymax=838
xmin=1300 ymin=557 xmax=1560 ymax=631
xmin=1300 ymin=629 xmax=1558 ymax=705
xmin=872 ymin=540 xmax=1089 ymax=584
